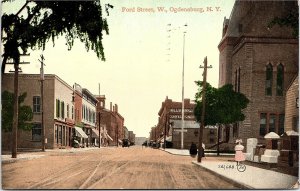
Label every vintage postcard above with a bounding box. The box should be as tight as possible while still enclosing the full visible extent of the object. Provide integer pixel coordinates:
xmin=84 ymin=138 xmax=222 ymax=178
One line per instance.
xmin=1 ymin=0 xmax=299 ymax=189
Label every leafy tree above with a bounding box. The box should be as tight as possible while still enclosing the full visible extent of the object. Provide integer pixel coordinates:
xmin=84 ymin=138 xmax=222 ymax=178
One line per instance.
xmin=1 ymin=0 xmax=112 ymax=73
xmin=2 ymin=90 xmax=33 ymax=132
xmin=194 ymin=82 xmax=249 ymax=154
xmin=194 ymin=81 xmax=219 ymax=126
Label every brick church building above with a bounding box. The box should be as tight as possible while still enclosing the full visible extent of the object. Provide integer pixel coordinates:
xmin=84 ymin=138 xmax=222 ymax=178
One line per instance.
xmin=218 ymin=0 xmax=298 ymax=147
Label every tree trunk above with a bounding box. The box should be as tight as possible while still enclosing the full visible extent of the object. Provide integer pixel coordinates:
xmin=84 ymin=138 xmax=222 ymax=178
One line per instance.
xmin=225 ymin=124 xmax=230 ymax=143
xmin=1 ymin=55 xmax=8 ymax=74
xmin=12 ymin=63 xmax=19 ymax=158
xmin=217 ymin=124 xmax=220 ymax=156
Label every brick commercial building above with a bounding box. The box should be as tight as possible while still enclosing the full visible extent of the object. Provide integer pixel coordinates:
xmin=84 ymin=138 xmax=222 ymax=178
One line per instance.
xmin=151 ymin=97 xmax=217 ymax=149
xmin=2 ymin=74 xmax=75 ymax=150
xmin=128 ymin=131 xmax=135 ymax=145
xmin=218 ymin=0 xmax=298 ymax=147
xmin=73 ymin=83 xmax=98 ymax=147
xmin=96 ymin=96 xmax=124 ymax=146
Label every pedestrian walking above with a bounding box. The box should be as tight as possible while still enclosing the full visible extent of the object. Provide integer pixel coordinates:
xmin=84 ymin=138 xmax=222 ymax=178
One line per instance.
xmin=189 ymin=142 xmax=197 ymax=157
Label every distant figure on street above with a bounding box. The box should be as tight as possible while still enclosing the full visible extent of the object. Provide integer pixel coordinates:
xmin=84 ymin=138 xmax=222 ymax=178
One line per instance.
xmin=142 ymin=141 xmax=147 ymax=148
xmin=189 ymin=142 xmax=197 ymax=157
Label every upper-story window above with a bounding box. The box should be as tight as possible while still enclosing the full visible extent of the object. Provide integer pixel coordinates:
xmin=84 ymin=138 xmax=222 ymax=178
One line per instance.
xmin=82 ymin=105 xmax=84 ymax=119
xmin=61 ymin=101 xmax=65 ymax=119
xmin=67 ymin=104 xmax=69 ymax=118
xmin=56 ymin=99 xmax=60 ymax=118
xmin=72 ymin=106 xmax=74 ymax=120
xmin=55 ymin=99 xmax=65 ymax=119
xmin=276 ymin=64 xmax=284 ymax=96
xmin=265 ymin=64 xmax=273 ymax=96
xmin=33 ymin=96 xmax=41 ymax=113
xmin=234 ymin=67 xmax=241 ymax=92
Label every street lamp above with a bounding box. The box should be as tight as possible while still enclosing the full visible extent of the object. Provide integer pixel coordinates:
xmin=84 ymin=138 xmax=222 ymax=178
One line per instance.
xmin=181 ymin=24 xmax=187 ymax=150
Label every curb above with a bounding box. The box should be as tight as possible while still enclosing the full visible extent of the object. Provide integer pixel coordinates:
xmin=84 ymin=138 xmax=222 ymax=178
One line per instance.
xmin=2 ymin=156 xmax=42 ymax=164
xmin=159 ymin=149 xmax=190 ymax=156
xmin=191 ymin=161 xmax=253 ymax=189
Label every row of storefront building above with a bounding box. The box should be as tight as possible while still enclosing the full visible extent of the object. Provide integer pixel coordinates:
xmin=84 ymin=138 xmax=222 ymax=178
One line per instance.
xmin=149 ymin=0 xmax=299 ymax=151
xmin=1 ymin=74 xmax=136 ymax=150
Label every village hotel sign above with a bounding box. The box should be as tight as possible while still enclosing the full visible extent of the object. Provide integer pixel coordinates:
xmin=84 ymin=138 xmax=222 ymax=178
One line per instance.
xmin=169 ymin=108 xmax=195 ymax=120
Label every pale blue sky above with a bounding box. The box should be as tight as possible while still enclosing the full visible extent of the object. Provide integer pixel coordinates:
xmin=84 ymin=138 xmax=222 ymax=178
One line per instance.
xmin=2 ymin=0 xmax=235 ymax=137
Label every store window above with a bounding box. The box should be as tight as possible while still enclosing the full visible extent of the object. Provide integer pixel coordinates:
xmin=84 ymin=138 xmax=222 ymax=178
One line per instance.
xmin=259 ymin=113 xmax=285 ymax=136
xmin=269 ymin=114 xmax=276 ymax=133
xmin=279 ymin=114 xmax=285 ymax=135
xmin=259 ymin=113 xmax=267 ymax=136
xmin=32 ymin=123 xmax=42 ymax=141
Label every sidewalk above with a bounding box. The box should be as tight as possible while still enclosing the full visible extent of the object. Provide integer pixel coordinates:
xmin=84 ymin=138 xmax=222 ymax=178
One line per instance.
xmin=2 ymin=147 xmax=101 ymax=163
xmin=160 ymin=148 xmax=299 ymax=189
xmin=160 ymin=148 xmax=235 ymax=157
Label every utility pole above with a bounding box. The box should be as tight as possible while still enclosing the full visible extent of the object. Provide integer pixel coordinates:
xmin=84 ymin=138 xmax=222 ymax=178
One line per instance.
xmin=12 ymin=62 xmax=19 ymax=158
xmin=98 ymin=112 xmax=101 ymax=148
xmin=164 ymin=113 xmax=168 ymax=150
xmin=39 ymin=54 xmax=46 ymax=151
xmin=197 ymin=56 xmax=212 ymax=163
xmin=98 ymin=83 xmax=101 ymax=148
xmin=117 ymin=124 xmax=119 ymax=147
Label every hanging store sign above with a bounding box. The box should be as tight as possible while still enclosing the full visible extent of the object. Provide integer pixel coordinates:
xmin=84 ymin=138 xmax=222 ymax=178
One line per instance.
xmin=170 ymin=108 xmax=193 ymax=113
xmin=169 ymin=115 xmax=195 ymax=120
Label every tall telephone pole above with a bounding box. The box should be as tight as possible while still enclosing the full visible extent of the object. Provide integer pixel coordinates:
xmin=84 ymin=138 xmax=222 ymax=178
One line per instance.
xmin=39 ymin=54 xmax=46 ymax=151
xmin=197 ymin=56 xmax=212 ymax=163
xmin=6 ymin=55 xmax=30 ymax=158
xmin=98 ymin=83 xmax=101 ymax=148
xmin=164 ymin=113 xmax=168 ymax=150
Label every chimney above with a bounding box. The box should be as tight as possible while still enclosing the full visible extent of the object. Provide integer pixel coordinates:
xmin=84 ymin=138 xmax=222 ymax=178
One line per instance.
xmin=115 ymin=104 xmax=118 ymax=113
xmin=110 ymin=102 xmax=112 ymax=111
xmin=113 ymin=105 xmax=115 ymax=112
xmin=184 ymin=98 xmax=190 ymax=105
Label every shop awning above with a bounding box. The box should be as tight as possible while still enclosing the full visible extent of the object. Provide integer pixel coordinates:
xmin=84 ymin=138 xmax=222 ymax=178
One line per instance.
xmin=91 ymin=128 xmax=100 ymax=138
xmin=166 ymin=136 xmax=172 ymax=141
xmin=159 ymin=138 xmax=164 ymax=143
xmin=106 ymin=133 xmax=113 ymax=141
xmin=74 ymin=126 xmax=88 ymax=138
xmin=157 ymin=137 xmax=164 ymax=143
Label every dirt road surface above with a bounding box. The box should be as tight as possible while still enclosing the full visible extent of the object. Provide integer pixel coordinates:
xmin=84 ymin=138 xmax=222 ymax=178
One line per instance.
xmin=2 ymin=146 xmax=239 ymax=189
